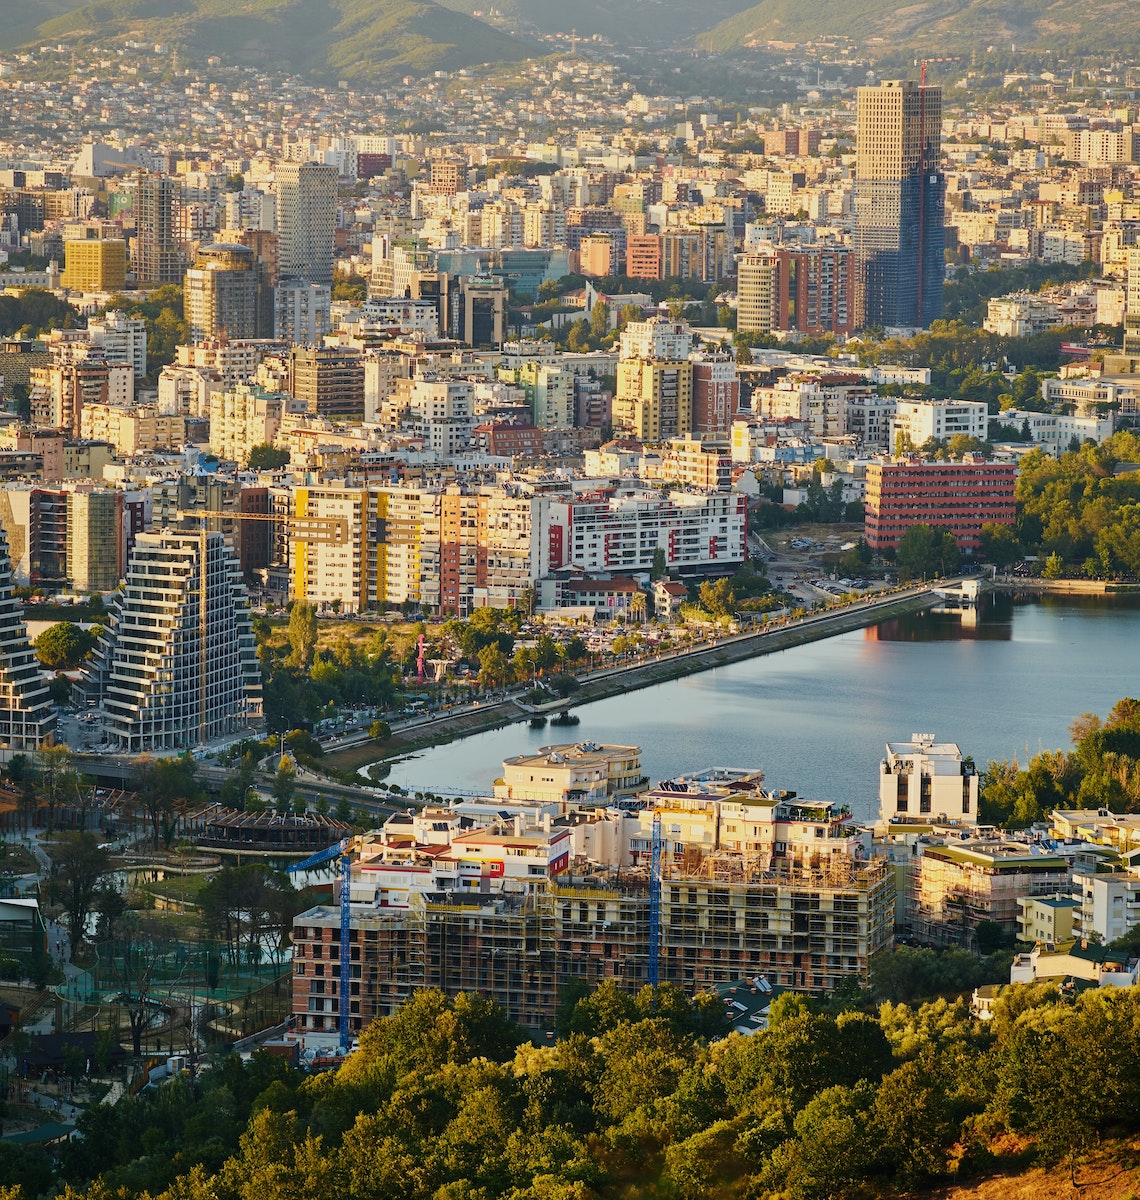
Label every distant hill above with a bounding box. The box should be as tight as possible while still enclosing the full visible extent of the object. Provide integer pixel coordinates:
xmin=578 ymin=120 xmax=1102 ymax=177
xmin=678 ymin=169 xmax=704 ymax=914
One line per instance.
xmin=7 ymin=0 xmax=536 ymax=82
xmin=432 ymin=0 xmax=759 ymax=48
xmin=698 ymin=0 xmax=1140 ymax=55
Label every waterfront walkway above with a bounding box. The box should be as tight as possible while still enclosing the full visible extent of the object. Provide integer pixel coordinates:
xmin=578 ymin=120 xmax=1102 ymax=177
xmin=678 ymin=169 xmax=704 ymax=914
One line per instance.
xmin=325 ymin=583 xmax=939 ymax=773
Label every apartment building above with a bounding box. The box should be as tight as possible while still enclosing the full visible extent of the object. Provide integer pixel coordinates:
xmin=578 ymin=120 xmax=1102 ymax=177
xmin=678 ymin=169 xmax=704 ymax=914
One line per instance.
xmin=291 ymin=761 xmax=895 ymax=1036
xmin=864 ymin=459 xmax=1017 ymax=552
xmin=544 ymin=486 xmax=746 ymax=577
xmin=890 ymin=397 xmax=989 ymax=448
xmin=0 ymin=524 xmax=55 ymax=756
xmin=92 ymin=531 xmax=263 ymax=751
xmin=877 ymin=733 xmax=979 ymax=828
xmin=908 ymin=840 xmax=1070 ymax=947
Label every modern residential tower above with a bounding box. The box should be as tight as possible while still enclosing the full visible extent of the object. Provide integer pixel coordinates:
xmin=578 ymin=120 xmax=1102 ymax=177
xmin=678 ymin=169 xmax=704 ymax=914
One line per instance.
xmin=0 ymin=523 xmax=54 ymax=756
xmin=91 ymin=531 xmax=263 ymax=752
xmin=276 ymin=162 xmax=337 ymax=286
xmin=853 ymin=80 xmax=945 ymax=330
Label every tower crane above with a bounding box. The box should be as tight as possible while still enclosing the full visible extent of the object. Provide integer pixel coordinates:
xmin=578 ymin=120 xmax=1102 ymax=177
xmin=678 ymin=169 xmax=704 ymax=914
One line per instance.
xmin=648 ymin=811 xmax=662 ymax=988
xmin=287 ymin=837 xmax=355 ymax=1053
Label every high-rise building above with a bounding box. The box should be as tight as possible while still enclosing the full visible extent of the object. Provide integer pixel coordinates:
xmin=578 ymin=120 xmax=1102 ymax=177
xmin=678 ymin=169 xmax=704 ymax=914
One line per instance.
xmin=183 ymin=243 xmax=263 ymax=342
xmin=0 ymin=522 xmax=55 ymax=755
xmin=275 ymin=162 xmax=337 ymax=286
xmin=133 ymin=174 xmax=183 ymax=286
xmin=91 ymin=531 xmax=263 ymax=752
xmin=738 ymin=246 xmax=856 ymax=338
xmin=67 ymin=488 xmax=122 ymax=593
xmin=61 ymin=232 xmax=127 ymax=292
xmin=853 ymin=80 xmax=945 ymax=330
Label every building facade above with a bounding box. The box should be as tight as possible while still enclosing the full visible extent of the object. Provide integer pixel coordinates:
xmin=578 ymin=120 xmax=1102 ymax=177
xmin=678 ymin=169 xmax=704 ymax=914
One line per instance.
xmin=854 ymin=81 xmax=945 ymax=330
xmin=0 ymin=523 xmax=54 ymax=756
xmin=91 ymin=531 xmax=263 ymax=751
xmin=864 ymin=459 xmax=1017 ymax=553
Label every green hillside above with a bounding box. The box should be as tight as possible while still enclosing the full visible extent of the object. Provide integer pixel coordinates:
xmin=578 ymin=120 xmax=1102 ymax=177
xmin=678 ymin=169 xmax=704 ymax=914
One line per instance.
xmin=11 ymin=0 xmax=536 ymax=81
xmin=698 ymin=0 xmax=1139 ymax=54
xmin=431 ymin=0 xmax=759 ymax=48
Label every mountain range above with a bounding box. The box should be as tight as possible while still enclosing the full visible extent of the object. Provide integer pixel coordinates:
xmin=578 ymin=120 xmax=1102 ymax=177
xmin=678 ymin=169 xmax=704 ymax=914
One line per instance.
xmin=5 ymin=0 xmax=1138 ymax=83
xmin=4 ymin=0 xmax=536 ymax=82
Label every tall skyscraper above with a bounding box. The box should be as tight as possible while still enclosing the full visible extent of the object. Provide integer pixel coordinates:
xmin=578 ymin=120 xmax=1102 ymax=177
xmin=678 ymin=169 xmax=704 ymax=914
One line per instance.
xmin=0 ymin=522 xmax=55 ymax=754
xmin=276 ymin=162 xmax=337 ymax=286
xmin=133 ymin=173 xmax=183 ymax=286
xmin=853 ymin=80 xmax=945 ymax=330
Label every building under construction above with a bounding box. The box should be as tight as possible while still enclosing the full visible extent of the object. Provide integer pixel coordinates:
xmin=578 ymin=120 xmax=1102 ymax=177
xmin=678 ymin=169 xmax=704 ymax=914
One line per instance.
xmin=292 ymin=851 xmax=893 ymax=1035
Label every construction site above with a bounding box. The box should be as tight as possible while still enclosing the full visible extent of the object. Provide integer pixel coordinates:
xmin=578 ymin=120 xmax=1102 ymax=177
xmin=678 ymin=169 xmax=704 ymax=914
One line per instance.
xmin=292 ymin=851 xmax=894 ymax=1035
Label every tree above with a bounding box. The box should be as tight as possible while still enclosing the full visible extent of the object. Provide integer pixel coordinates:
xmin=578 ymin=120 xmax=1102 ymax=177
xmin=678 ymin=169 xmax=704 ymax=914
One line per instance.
xmin=896 ymin=523 xmax=960 ymax=581
xmin=33 ymin=621 xmax=95 ymax=669
xmin=271 ymin=759 xmax=297 ymax=814
xmin=35 ymin=740 xmax=77 ymax=832
xmin=246 ymin=444 xmax=290 ymax=470
xmin=287 ymin=601 xmax=318 ymax=671
xmin=48 ymin=832 xmax=111 ymax=958
xmin=589 ymin=299 xmax=609 ymax=339
xmin=651 ymin=547 xmax=668 ymax=581
xmin=136 ymin=754 xmax=200 ymax=847
xmin=478 ymin=644 xmax=509 ymax=688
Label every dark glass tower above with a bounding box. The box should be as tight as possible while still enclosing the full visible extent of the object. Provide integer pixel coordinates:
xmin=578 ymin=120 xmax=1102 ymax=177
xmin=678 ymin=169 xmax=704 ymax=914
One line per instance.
xmin=854 ymin=80 xmax=945 ymax=330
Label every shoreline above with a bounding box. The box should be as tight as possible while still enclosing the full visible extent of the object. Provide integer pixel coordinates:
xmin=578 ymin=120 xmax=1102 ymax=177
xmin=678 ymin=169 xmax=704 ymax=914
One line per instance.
xmin=323 ymin=585 xmax=939 ymax=774
xmin=991 ymin=578 xmax=1140 ymax=595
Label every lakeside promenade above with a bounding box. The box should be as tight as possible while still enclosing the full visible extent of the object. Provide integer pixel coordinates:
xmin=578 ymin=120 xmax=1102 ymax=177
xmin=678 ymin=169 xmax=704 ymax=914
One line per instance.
xmin=323 ymin=584 xmax=940 ymax=773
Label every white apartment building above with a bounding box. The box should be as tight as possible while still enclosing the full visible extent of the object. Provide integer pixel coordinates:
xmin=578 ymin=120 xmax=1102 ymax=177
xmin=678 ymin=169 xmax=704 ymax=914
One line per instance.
xmin=208 ymin=384 xmax=302 ymax=465
xmin=1072 ymin=871 xmax=1140 ymax=945
xmin=878 ymin=733 xmax=979 ymax=828
xmin=994 ymin=408 xmax=1114 ymax=453
xmin=545 ymin=487 xmax=747 ymax=576
xmin=890 ymin=397 xmax=989 ymax=448
xmin=87 ymin=310 xmax=148 ymax=379
xmin=619 ymin=316 xmax=694 ymax=360
xmin=93 ymin=531 xmax=263 ymax=752
xmin=983 ymin=292 xmax=1061 ymax=337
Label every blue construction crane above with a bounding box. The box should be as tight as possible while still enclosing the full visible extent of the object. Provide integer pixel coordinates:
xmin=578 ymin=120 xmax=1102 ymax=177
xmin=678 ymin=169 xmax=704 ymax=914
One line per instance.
xmin=648 ymin=811 xmax=661 ymax=988
xmin=288 ymin=839 xmax=353 ymax=1053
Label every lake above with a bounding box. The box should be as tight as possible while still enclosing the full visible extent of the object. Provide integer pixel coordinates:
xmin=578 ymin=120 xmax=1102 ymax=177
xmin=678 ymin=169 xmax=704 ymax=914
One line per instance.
xmin=375 ymin=594 xmax=1140 ymax=824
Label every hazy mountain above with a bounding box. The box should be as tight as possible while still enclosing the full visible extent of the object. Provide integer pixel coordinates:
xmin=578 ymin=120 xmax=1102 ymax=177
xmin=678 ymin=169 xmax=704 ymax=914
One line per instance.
xmin=9 ymin=0 xmax=536 ymax=81
xmin=431 ymin=0 xmax=759 ymax=48
xmin=698 ymin=0 xmax=1133 ymax=54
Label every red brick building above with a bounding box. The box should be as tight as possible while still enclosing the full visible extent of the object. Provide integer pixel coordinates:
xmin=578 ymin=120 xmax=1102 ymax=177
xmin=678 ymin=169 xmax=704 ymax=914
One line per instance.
xmin=864 ymin=459 xmax=1017 ymax=553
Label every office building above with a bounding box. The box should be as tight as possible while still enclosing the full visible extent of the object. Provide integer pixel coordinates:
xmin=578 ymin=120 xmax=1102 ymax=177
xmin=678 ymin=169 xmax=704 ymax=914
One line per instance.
xmin=453 ymin=276 xmax=507 ymax=348
xmin=61 ymin=232 xmax=127 ymax=292
xmin=854 ymin=80 xmax=945 ymax=329
xmin=0 ymin=523 xmax=55 ymax=756
xmin=276 ymin=162 xmax=337 ymax=286
xmin=92 ymin=531 xmax=263 ymax=752
xmin=864 ymin=459 xmax=1017 ymax=553
xmin=183 ymin=243 xmax=264 ymax=342
xmin=133 ymin=174 xmax=183 ymax=286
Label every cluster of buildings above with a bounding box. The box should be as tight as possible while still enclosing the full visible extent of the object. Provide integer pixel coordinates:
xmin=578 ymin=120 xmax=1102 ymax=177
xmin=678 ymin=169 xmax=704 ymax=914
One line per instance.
xmin=293 ymin=745 xmax=894 ymax=1035
xmin=290 ymin=730 xmax=1140 ymax=1039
